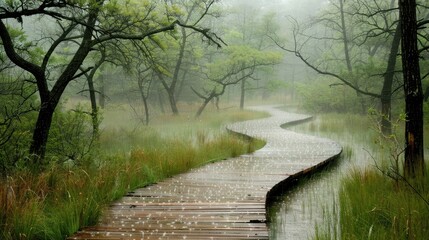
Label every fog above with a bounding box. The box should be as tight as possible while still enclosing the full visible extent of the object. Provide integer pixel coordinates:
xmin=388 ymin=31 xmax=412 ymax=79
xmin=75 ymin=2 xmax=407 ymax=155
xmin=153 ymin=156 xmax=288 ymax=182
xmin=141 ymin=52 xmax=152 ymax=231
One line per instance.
xmin=2 ymin=1 xmax=429 ymax=240
xmin=3 ymin=0 xmax=407 ymax=124
xmin=2 ymin=0 xmax=355 ymax=124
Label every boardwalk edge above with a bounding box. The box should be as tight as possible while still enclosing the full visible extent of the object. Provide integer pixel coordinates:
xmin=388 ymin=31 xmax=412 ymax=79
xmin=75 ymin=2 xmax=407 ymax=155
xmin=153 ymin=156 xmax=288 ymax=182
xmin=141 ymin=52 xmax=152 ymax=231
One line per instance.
xmin=226 ymin=113 xmax=343 ymax=225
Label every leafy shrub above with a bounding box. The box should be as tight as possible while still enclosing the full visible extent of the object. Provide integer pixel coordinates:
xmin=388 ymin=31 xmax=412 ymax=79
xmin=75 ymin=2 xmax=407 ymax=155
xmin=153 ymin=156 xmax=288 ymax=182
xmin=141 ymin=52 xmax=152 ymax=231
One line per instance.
xmin=45 ymin=106 xmax=97 ymax=166
xmin=296 ymin=78 xmax=362 ymax=113
xmin=0 ymin=79 xmax=37 ymax=176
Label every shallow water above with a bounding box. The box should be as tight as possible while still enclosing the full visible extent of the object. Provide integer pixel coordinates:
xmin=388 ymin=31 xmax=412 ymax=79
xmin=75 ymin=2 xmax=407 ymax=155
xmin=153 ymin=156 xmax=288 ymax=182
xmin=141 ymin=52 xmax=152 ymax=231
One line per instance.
xmin=269 ymin=117 xmax=374 ymax=239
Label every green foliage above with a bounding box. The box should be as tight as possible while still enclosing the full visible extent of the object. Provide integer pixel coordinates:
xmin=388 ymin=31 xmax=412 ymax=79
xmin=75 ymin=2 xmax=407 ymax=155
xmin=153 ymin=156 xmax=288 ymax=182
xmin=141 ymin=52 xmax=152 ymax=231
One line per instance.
xmin=266 ymin=79 xmax=288 ymax=92
xmin=45 ymin=106 xmax=96 ymax=165
xmin=0 ymin=79 xmax=36 ymax=175
xmin=208 ymin=45 xmax=282 ymax=80
xmin=296 ymin=77 xmax=363 ymax=113
xmin=4 ymin=26 xmax=44 ymax=64
xmin=0 ymin=102 xmax=98 ymax=175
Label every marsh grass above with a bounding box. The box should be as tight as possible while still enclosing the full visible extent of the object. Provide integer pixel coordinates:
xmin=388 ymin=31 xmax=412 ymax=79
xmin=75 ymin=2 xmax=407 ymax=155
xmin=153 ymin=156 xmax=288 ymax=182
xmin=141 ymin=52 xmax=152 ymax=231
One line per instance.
xmin=0 ymin=108 xmax=266 ymax=240
xmin=335 ymin=167 xmax=429 ymax=240
xmin=301 ymin=113 xmax=429 ymax=240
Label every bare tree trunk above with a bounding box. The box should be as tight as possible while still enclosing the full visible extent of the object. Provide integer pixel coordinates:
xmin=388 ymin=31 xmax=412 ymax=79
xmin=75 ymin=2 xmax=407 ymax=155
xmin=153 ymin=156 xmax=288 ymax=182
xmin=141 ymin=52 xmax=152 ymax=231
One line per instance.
xmin=240 ymin=78 xmax=246 ymax=110
xmin=85 ymin=49 xmax=105 ymax=136
xmin=29 ymin=104 xmax=55 ymax=162
xmin=139 ymin=88 xmax=150 ymax=125
xmin=167 ymin=89 xmax=179 ymax=115
xmin=166 ymin=28 xmax=188 ymax=115
xmin=143 ymin=96 xmax=149 ymax=125
xmin=87 ymin=74 xmax=99 ymax=136
xmin=195 ymin=98 xmax=212 ymax=118
xmin=176 ymin=68 xmax=189 ymax=102
xmin=157 ymin=85 xmax=165 ymax=114
xmin=339 ymin=0 xmax=366 ymax=113
xmin=98 ymin=76 xmax=105 ymax=109
xmin=399 ymin=0 xmax=425 ymax=178
xmin=339 ymin=0 xmax=352 ymax=73
xmin=381 ymin=22 xmax=401 ymax=135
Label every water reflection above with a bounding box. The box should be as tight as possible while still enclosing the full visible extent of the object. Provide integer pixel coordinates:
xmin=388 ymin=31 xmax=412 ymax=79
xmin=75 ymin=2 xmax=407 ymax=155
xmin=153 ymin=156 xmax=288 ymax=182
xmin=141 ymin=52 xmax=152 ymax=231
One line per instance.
xmin=269 ymin=117 xmax=374 ymax=239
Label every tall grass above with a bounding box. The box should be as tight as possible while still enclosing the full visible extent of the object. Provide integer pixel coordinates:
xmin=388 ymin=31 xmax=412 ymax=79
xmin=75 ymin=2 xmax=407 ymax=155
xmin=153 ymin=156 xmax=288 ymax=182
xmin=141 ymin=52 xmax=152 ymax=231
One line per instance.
xmin=305 ymin=113 xmax=429 ymax=240
xmin=0 ymin=108 xmax=266 ymax=240
xmin=336 ymin=167 xmax=429 ymax=240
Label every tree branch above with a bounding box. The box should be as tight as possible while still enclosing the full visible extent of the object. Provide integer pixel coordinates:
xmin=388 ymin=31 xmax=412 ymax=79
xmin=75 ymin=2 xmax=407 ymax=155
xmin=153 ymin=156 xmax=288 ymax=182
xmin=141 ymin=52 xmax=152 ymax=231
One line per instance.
xmin=268 ymin=35 xmax=381 ymax=99
xmin=0 ymin=20 xmax=48 ymax=100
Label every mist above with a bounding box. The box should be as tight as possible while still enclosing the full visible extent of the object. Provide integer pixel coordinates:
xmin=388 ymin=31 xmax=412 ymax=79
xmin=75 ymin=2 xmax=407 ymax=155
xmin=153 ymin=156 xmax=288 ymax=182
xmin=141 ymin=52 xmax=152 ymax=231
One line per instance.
xmin=1 ymin=1 xmax=428 ymax=240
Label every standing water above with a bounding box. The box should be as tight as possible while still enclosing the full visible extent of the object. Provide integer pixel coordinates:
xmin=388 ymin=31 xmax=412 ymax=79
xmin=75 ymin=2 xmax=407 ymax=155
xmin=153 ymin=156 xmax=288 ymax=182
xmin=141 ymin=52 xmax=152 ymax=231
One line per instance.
xmin=269 ymin=114 xmax=376 ymax=239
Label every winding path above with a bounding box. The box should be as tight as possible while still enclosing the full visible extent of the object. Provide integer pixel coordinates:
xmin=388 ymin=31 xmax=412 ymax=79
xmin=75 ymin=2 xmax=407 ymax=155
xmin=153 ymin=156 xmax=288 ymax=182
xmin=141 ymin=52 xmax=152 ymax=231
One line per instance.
xmin=70 ymin=106 xmax=342 ymax=240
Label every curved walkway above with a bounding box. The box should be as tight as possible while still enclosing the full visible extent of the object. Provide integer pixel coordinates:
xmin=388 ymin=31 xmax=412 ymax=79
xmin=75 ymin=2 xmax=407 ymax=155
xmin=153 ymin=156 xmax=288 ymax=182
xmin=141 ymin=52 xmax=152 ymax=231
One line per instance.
xmin=70 ymin=106 xmax=342 ymax=239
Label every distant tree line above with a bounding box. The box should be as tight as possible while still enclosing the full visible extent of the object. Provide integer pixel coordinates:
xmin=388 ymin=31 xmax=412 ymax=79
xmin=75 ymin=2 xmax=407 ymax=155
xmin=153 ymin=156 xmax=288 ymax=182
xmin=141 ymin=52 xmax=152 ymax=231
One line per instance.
xmin=0 ymin=0 xmax=284 ymax=172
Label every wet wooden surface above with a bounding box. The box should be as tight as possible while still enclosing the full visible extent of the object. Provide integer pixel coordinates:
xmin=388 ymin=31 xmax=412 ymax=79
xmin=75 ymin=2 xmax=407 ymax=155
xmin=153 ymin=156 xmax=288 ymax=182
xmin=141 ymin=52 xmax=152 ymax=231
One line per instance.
xmin=69 ymin=106 xmax=342 ymax=240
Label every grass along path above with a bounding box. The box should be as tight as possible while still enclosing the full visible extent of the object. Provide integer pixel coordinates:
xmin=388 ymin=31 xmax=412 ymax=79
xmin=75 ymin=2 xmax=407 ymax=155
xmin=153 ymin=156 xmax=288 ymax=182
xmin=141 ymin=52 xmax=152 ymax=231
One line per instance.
xmin=0 ymin=109 xmax=266 ymax=240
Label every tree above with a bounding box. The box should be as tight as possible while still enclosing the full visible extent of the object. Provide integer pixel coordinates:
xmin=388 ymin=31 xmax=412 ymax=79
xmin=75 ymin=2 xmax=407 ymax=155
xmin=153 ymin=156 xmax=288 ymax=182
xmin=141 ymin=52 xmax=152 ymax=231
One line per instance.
xmin=304 ymin=0 xmax=368 ymax=112
xmin=192 ymin=45 xmax=281 ymax=117
xmin=136 ymin=68 xmax=153 ymax=125
xmin=79 ymin=46 xmax=108 ymax=137
xmin=272 ymin=0 xmax=405 ymax=134
xmin=130 ymin=55 xmax=155 ymax=126
xmin=277 ymin=0 xmax=426 ymax=176
xmin=398 ymin=0 xmax=425 ymax=178
xmin=154 ymin=0 xmax=221 ymax=115
xmin=0 ymin=0 xmax=222 ymax=163
xmin=380 ymin=22 xmax=401 ymax=134
xmin=222 ymin=4 xmax=283 ymax=109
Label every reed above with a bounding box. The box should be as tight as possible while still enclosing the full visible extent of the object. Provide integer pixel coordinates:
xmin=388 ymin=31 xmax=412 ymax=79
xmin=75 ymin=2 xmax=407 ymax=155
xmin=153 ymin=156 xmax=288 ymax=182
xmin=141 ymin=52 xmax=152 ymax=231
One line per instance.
xmin=336 ymin=167 xmax=429 ymax=240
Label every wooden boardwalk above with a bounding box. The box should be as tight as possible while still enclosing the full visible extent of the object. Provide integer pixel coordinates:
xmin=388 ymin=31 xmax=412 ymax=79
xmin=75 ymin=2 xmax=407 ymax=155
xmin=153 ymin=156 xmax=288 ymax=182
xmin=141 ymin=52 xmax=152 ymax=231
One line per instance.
xmin=69 ymin=106 xmax=342 ymax=240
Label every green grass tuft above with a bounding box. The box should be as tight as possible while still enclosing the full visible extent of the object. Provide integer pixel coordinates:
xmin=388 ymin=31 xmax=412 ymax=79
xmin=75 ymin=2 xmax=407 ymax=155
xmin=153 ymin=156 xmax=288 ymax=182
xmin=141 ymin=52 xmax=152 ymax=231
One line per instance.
xmin=337 ymin=167 xmax=429 ymax=240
